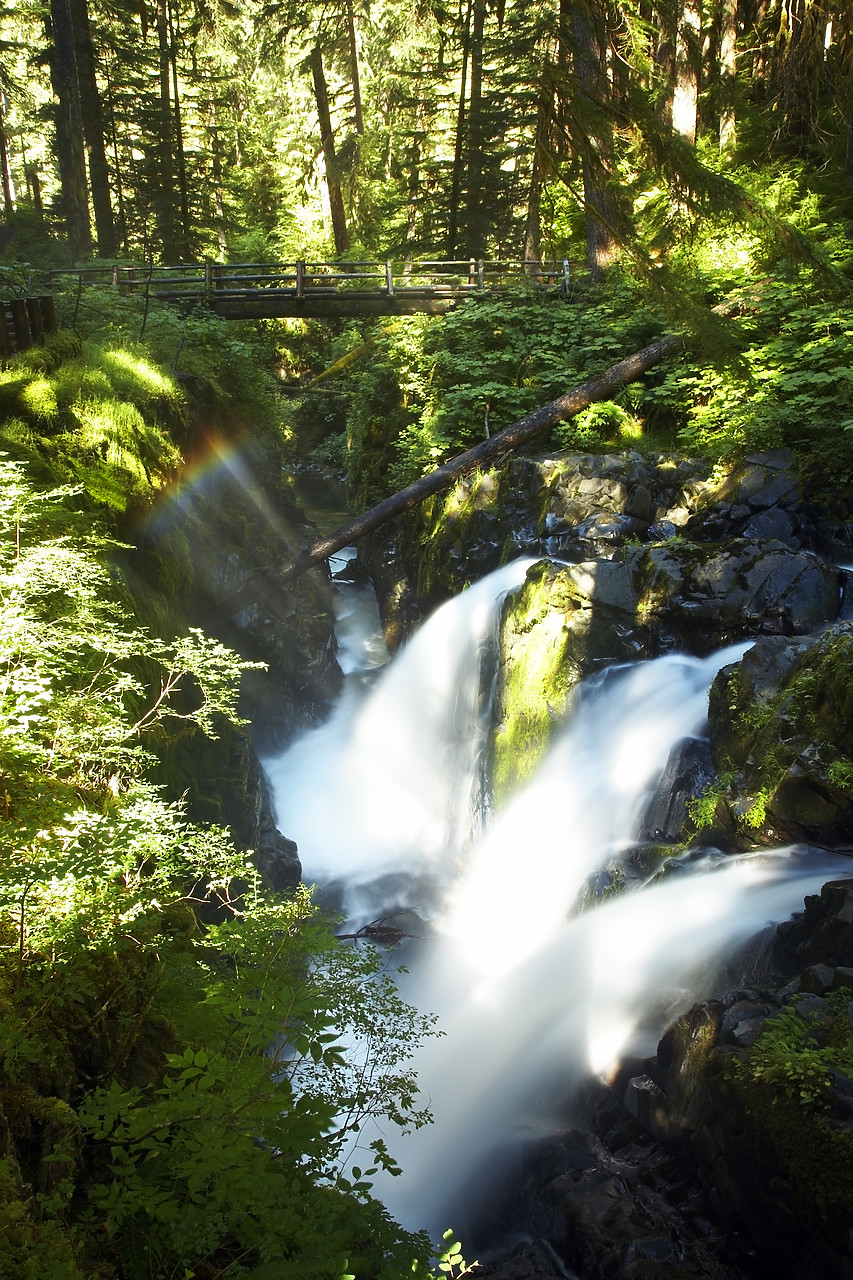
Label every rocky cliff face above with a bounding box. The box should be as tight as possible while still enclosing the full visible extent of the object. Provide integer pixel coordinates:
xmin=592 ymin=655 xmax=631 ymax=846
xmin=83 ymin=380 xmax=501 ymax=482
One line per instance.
xmin=396 ymin=446 xmax=852 ymax=611
xmin=129 ymin=433 xmax=342 ymax=890
xmin=388 ymin=444 xmax=853 ymax=1280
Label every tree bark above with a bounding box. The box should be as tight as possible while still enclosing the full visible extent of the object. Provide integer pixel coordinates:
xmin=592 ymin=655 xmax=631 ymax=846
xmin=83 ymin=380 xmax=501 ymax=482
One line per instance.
xmin=345 ymin=0 xmax=364 ymax=134
xmin=718 ymin=0 xmax=738 ymax=152
xmin=168 ymin=0 xmax=191 ymax=257
xmin=228 ymin=333 xmax=680 ymax=604
xmin=47 ymin=0 xmax=93 ymax=259
xmin=571 ymin=0 xmax=619 ymax=279
xmin=672 ymin=0 xmax=701 ymax=143
xmin=156 ymin=0 xmax=178 ymax=259
xmin=105 ymin=66 xmax=127 ymax=249
xmin=67 ymin=0 xmax=116 ymax=255
xmin=523 ymin=87 xmax=551 ymax=271
xmin=0 ymin=95 xmax=16 ymax=214
xmin=464 ymin=0 xmax=487 ymax=258
xmin=447 ymin=0 xmax=472 ymax=257
xmin=310 ymin=43 xmax=350 ymax=256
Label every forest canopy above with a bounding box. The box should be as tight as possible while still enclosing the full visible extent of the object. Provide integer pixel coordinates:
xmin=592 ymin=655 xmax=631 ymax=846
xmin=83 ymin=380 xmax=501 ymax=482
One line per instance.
xmin=0 ymin=0 xmax=850 ymax=277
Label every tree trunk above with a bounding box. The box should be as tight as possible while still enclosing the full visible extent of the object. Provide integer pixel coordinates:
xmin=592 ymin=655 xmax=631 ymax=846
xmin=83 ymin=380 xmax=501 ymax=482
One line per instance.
xmin=67 ymin=0 xmax=116 ymax=256
xmin=447 ymin=0 xmax=472 ymax=257
xmin=156 ymin=0 xmax=178 ymax=259
xmin=47 ymin=0 xmax=93 ymax=259
xmin=310 ymin=43 xmax=350 ymax=256
xmin=104 ymin=66 xmax=127 ymax=250
xmin=571 ymin=0 xmax=618 ymax=279
xmin=464 ymin=0 xmax=487 ymax=258
xmin=168 ymin=0 xmax=191 ymax=257
xmin=211 ymin=121 xmax=228 ymax=257
xmin=345 ymin=0 xmax=364 ymax=134
xmin=523 ymin=88 xmax=551 ymax=271
xmin=672 ymin=0 xmax=701 ymax=143
xmin=0 ymin=95 xmax=16 ymax=215
xmin=718 ymin=0 xmax=737 ymax=151
xmin=26 ymin=165 xmax=44 ymax=215
xmin=227 ymin=333 xmax=680 ymax=604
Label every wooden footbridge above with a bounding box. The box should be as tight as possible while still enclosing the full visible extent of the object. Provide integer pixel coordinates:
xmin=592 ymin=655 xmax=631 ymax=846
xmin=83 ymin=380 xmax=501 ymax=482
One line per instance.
xmin=44 ymin=259 xmax=573 ymax=321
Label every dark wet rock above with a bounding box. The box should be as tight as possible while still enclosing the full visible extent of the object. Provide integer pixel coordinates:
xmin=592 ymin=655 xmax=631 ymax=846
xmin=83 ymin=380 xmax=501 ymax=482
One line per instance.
xmin=773 ymin=880 xmax=853 ymax=973
xmin=623 ymin=540 xmax=840 ymax=643
xmin=742 ymin=506 xmax=798 ymax=545
xmin=362 ymin=526 xmax=421 ymax=650
xmin=491 ymin=550 xmax=841 ymax=806
xmin=131 ymin=441 xmax=340 ymax=888
xmin=400 ymin=446 xmax=848 ymax=605
xmin=467 ymin=1241 xmax=571 ymax=1279
xmin=641 ymin=738 xmax=716 ymax=842
xmin=480 ymin=1081 xmax=758 ymax=1280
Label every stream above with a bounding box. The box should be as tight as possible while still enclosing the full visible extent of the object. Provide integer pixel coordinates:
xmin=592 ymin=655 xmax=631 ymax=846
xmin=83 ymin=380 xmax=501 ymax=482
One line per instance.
xmin=263 ymin=554 xmax=853 ymax=1253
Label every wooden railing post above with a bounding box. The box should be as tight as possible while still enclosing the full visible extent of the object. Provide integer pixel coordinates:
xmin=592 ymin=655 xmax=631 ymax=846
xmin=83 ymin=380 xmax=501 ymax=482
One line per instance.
xmin=10 ymin=299 xmax=32 ymax=350
xmin=0 ymin=305 xmax=11 ymax=358
xmin=204 ymin=261 xmax=213 ymax=302
xmin=477 ymin=259 xmax=484 ymax=289
xmin=385 ymin=261 xmax=394 ymax=296
xmin=40 ymin=296 xmax=57 ymax=335
xmin=296 ymin=260 xmax=305 ymax=298
xmin=26 ymin=297 xmax=44 ymax=345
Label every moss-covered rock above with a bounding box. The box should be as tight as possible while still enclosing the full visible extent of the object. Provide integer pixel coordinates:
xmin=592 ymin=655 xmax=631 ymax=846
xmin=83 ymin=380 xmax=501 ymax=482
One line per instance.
xmin=706 ymin=624 xmax=853 ymax=844
xmin=488 ymin=559 xmax=640 ymax=800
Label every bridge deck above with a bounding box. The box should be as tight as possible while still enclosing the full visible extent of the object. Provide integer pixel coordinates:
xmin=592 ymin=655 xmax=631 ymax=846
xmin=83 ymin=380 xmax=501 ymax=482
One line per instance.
xmin=43 ymin=259 xmax=572 ymax=320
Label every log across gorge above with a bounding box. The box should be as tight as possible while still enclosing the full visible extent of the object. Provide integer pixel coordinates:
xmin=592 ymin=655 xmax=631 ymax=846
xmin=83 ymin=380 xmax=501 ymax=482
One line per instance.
xmin=225 ymin=332 xmax=681 ymax=612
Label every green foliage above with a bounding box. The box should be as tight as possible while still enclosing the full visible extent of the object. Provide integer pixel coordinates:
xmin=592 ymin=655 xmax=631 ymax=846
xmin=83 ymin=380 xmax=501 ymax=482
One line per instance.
xmin=727 ymin=991 xmax=853 ymax=1107
xmin=341 ymin=287 xmax=668 ymax=502
xmin=73 ymin=883 xmax=437 ymax=1279
xmin=716 ymin=990 xmax=853 ymax=1235
xmin=60 ymin=287 xmax=293 ymax=450
xmin=436 ymin=1229 xmax=476 ymax=1277
xmin=687 ymin=775 xmax=733 ymax=832
xmin=0 ymin=453 xmax=442 ymax=1278
xmin=645 ymin=274 xmax=853 ymax=463
xmin=0 ymin=331 xmax=183 ymax=509
xmin=554 ymin=399 xmax=639 ymax=450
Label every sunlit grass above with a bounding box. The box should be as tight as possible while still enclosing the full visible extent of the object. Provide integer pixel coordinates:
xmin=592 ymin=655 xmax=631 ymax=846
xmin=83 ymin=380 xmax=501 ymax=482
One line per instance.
xmin=102 ymin=347 xmax=181 ymax=401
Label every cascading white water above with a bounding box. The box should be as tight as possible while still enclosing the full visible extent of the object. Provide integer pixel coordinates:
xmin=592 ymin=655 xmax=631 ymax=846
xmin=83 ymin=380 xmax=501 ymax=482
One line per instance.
xmin=264 ymin=558 xmax=853 ymax=1240
xmin=265 ymin=558 xmax=537 ymax=907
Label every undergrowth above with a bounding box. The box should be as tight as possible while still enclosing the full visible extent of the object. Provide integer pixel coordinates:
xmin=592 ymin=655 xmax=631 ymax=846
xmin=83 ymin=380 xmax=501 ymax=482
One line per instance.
xmin=0 ymin=334 xmax=444 ymax=1276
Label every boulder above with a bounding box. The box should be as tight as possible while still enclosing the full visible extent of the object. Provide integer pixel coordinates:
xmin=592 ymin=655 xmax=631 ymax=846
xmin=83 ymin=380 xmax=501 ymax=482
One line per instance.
xmin=706 ymin=625 xmax=853 ymax=845
xmin=640 ymin=737 xmax=716 ymax=842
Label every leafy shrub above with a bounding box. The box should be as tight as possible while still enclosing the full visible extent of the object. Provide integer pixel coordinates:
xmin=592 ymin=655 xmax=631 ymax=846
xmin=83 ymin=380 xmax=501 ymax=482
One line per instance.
xmin=727 ymin=989 xmax=853 ymax=1106
xmin=0 ymin=457 xmax=441 ymax=1278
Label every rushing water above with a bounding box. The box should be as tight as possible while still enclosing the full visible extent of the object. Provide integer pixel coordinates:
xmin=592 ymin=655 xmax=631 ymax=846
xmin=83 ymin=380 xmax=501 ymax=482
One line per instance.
xmin=264 ymin=558 xmax=852 ymax=1242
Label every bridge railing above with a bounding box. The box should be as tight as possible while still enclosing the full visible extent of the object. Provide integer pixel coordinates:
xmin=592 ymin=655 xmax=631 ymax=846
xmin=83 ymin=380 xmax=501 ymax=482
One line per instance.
xmin=43 ymin=259 xmax=572 ymax=299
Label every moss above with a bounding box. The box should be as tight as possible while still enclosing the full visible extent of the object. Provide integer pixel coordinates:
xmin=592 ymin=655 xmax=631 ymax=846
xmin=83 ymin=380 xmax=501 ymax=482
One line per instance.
xmin=488 ymin=561 xmax=583 ymax=802
xmin=0 ymin=1155 xmax=83 ymax=1280
xmin=716 ymin=1061 xmax=853 ymax=1237
xmin=707 ymin=624 xmax=853 ymax=838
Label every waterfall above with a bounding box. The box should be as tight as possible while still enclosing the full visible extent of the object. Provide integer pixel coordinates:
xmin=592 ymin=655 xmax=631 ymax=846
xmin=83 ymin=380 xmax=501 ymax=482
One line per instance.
xmin=264 ymin=558 xmax=852 ymax=1241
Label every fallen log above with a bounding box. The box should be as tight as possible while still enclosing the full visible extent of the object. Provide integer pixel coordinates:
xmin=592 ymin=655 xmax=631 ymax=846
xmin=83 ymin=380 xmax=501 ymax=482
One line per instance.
xmin=227 ymin=332 xmax=680 ymax=609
